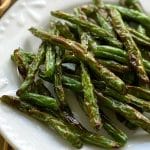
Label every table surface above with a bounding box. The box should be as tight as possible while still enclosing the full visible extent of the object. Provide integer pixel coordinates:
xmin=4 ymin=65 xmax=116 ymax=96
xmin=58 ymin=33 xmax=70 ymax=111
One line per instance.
xmin=0 ymin=135 xmax=12 ymax=150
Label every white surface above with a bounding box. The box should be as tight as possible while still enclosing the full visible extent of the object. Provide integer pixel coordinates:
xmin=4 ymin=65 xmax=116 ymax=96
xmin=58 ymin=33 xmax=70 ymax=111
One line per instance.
xmin=0 ymin=0 xmax=150 ymax=150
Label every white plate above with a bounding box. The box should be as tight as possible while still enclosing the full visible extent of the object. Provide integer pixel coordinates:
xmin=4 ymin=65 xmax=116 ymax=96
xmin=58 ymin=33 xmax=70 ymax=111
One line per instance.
xmin=0 ymin=0 xmax=150 ymax=150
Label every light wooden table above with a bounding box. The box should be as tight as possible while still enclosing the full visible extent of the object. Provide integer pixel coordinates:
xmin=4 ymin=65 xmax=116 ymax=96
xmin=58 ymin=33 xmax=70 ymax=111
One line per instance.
xmin=0 ymin=1 xmax=16 ymax=149
xmin=0 ymin=135 xmax=13 ymax=150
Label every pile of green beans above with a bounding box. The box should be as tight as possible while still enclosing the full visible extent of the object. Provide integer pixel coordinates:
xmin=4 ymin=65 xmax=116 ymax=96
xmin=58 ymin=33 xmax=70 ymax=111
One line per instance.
xmin=1 ymin=0 xmax=150 ymax=149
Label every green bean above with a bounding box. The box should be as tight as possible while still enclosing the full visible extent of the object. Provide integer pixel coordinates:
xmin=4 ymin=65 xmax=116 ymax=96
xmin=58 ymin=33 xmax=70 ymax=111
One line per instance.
xmin=11 ymin=48 xmax=34 ymax=65
xmin=5 ymin=2 xmax=150 ymax=148
xmin=80 ymin=4 xmax=95 ymax=16
xmin=97 ymin=15 xmax=122 ymax=47
xmin=88 ymin=53 xmax=128 ymax=87
xmin=55 ymin=21 xmax=75 ymax=40
xmin=58 ymin=73 xmax=137 ymax=133
xmin=77 ymin=28 xmax=90 ymax=51
xmin=54 ymin=48 xmax=83 ymax=130
xmin=81 ymin=63 xmax=102 ymax=129
xmin=96 ymin=11 xmax=115 ymax=35
xmin=51 ymin=11 xmax=113 ymax=39
xmin=98 ymin=59 xmax=129 ymax=73
xmin=1 ymin=95 xmax=121 ymax=149
xmin=81 ymin=132 xmax=120 ymax=148
xmin=101 ymin=112 xmax=128 ymax=145
xmin=43 ymin=44 xmax=56 ymax=79
xmin=92 ymin=0 xmax=122 ymax=48
xmin=74 ymin=7 xmax=88 ymax=21
xmin=12 ymin=51 xmax=52 ymax=96
xmin=77 ymin=5 xmax=122 ymax=48
xmin=127 ymin=85 xmax=150 ymax=101
xmin=93 ymin=45 xmax=127 ymax=58
xmin=93 ymin=0 xmax=104 ymax=7
xmin=119 ymin=0 xmax=144 ymax=12
xmin=62 ymin=75 xmax=82 ymax=92
xmin=106 ymin=4 xmax=150 ymax=29
xmin=128 ymin=27 xmax=150 ymax=46
xmin=63 ymin=74 xmax=105 ymax=90
xmin=109 ymin=8 xmax=149 ymax=87
xmin=54 ymin=48 xmax=66 ymax=107
xmin=95 ymin=50 xmax=127 ymax=64
xmin=102 ymin=87 xmax=150 ymax=112
xmin=61 ymin=98 xmax=120 ymax=149
xmin=1 ymin=95 xmax=83 ymax=149
xmin=93 ymin=45 xmax=150 ymax=73
xmin=29 ymin=27 xmax=126 ymax=94
xmin=137 ymin=25 xmax=146 ymax=35
xmin=20 ymin=92 xmax=59 ymax=111
xmin=95 ymin=91 xmax=150 ymax=134
xmin=17 ymin=43 xmax=46 ymax=96
xmin=11 ymin=48 xmax=34 ymax=79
